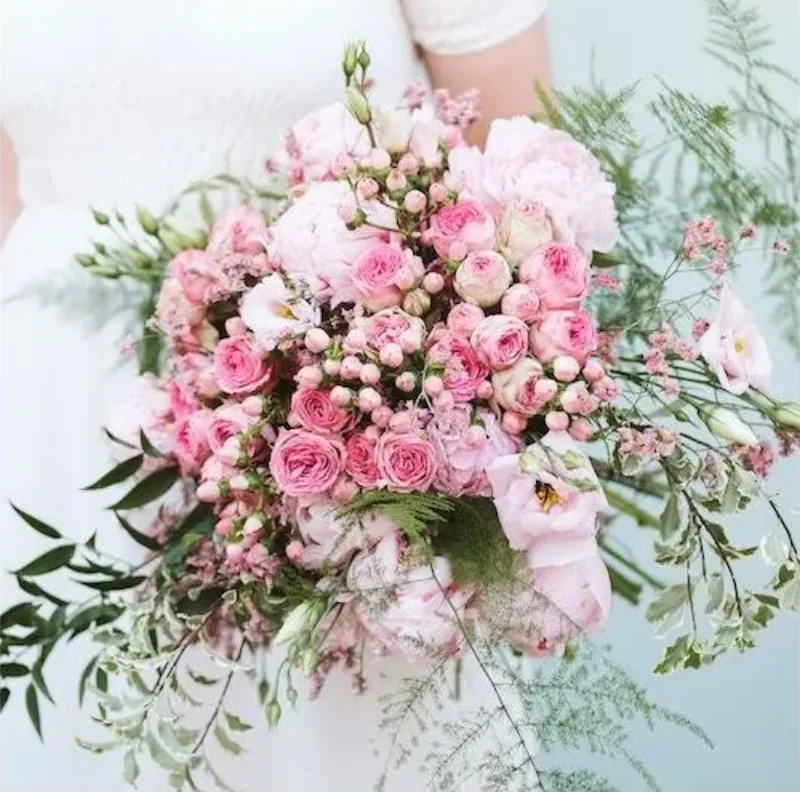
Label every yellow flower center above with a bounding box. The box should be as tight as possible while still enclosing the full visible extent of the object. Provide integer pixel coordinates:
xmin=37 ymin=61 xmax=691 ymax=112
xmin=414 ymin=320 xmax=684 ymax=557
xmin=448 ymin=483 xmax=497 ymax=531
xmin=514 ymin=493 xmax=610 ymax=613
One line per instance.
xmin=535 ymin=480 xmax=562 ymax=513
xmin=276 ymin=303 xmax=298 ymax=320
xmin=733 ymin=335 xmax=748 ymax=355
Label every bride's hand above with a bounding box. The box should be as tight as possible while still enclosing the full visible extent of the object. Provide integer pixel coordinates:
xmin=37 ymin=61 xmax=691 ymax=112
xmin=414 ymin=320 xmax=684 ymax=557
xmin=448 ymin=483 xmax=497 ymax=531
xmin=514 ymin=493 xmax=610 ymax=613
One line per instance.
xmin=1 ymin=127 xmax=22 ymax=241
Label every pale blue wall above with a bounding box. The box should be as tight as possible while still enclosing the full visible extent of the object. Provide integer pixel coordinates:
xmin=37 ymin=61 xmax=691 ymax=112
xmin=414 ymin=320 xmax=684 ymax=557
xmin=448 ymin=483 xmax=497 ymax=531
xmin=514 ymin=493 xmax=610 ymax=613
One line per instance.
xmin=547 ymin=1 xmax=799 ymax=789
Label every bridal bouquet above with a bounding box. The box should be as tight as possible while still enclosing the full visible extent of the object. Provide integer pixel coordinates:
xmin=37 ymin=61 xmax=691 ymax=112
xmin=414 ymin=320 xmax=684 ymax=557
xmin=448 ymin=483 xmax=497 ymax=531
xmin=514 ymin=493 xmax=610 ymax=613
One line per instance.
xmin=3 ymin=5 xmax=799 ymax=790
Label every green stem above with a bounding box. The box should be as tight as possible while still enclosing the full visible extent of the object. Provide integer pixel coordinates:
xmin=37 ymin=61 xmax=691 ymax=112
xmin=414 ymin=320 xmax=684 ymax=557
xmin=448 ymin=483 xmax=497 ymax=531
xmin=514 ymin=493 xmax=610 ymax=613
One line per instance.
xmin=599 ymin=538 xmax=666 ymax=590
xmin=603 ymin=487 xmax=661 ymax=529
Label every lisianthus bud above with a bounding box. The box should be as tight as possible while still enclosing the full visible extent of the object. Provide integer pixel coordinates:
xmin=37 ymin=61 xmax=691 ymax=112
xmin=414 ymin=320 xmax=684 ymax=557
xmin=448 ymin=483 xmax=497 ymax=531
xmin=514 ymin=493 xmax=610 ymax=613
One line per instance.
xmin=342 ymin=43 xmax=358 ymax=80
xmin=345 ymin=87 xmax=371 ymax=124
xmin=136 ymin=205 xmax=159 ymax=235
xmin=374 ymin=106 xmax=413 ymax=154
xmin=267 ymin=699 xmax=282 ymax=728
xmin=274 ymin=601 xmax=312 ymax=646
xmin=773 ymin=402 xmax=800 ymax=431
xmin=700 ymin=405 xmax=758 ymax=446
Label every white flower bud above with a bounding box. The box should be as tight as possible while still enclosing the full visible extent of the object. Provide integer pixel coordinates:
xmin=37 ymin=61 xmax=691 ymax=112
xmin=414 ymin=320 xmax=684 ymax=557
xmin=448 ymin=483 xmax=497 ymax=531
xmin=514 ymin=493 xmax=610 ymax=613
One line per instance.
xmin=700 ymin=405 xmax=758 ymax=447
xmin=373 ymin=106 xmax=413 ymax=154
xmin=774 ymin=402 xmax=800 ymax=431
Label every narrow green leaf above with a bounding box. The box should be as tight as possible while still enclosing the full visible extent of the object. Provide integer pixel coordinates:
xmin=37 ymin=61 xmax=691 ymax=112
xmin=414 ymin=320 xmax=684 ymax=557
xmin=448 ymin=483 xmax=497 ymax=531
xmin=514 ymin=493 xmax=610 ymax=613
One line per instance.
xmin=74 ymin=575 xmax=147 ymax=592
xmin=213 ymin=724 xmax=244 ymax=756
xmin=25 ymin=684 xmax=41 ymax=738
xmin=0 ymin=687 xmax=9 ymax=712
xmin=69 ymin=604 xmax=124 ymax=637
xmin=140 ymin=429 xmax=166 ymax=459
xmin=9 ymin=503 xmax=61 ymax=539
xmin=103 ymin=427 xmax=136 ymax=449
xmin=17 ymin=578 xmax=68 ymax=607
xmin=13 ymin=545 xmax=75 ymax=577
xmin=188 ymin=669 xmax=220 ymax=686
xmin=0 ymin=602 xmax=40 ymax=630
xmin=32 ymin=656 xmax=55 ymax=705
xmin=78 ymin=656 xmax=98 ymax=705
xmin=123 ymin=749 xmax=140 ymax=786
xmin=116 ymin=514 xmax=161 ymax=552
xmin=108 ymin=467 xmax=179 ymax=511
xmin=1 ymin=662 xmax=30 ymax=678
xmin=223 ymin=710 xmax=253 ymax=733
xmin=83 ymin=455 xmax=143 ymax=491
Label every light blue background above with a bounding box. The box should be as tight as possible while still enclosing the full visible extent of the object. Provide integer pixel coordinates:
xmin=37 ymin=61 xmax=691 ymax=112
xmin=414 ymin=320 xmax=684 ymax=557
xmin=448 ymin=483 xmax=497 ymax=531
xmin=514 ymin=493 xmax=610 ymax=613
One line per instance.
xmin=547 ymin=1 xmax=799 ymax=789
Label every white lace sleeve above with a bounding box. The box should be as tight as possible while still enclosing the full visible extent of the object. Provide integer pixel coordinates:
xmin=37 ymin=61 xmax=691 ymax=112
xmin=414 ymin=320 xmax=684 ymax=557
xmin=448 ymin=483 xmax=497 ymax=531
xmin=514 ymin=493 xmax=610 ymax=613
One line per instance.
xmin=400 ymin=0 xmax=547 ymax=56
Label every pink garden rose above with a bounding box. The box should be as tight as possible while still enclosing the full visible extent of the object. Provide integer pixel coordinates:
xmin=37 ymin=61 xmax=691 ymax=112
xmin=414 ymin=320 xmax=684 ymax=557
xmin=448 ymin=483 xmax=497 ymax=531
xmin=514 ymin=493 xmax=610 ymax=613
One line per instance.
xmin=208 ymin=205 xmax=270 ymax=255
xmin=345 ymin=433 xmax=382 ymax=488
xmin=486 ymin=431 xmax=607 ymax=552
xmin=427 ymin=330 xmax=489 ymax=402
xmin=174 ymin=409 xmax=213 ymax=475
xmin=347 ymin=533 xmax=471 ymax=663
xmin=213 ymin=336 xmax=278 ymax=395
xmin=519 ymin=243 xmax=590 ymax=310
xmin=269 ymin=429 xmax=345 ymax=496
xmin=365 ymin=307 xmax=425 ymax=350
xmin=290 ymin=388 xmax=353 ymax=435
xmin=428 ymin=406 xmax=520 ymax=496
xmin=429 ymin=199 xmax=496 ymax=260
xmin=491 ymin=358 xmax=548 ymax=415
xmin=292 ymin=497 xmax=395 ymax=569
xmin=498 ymin=200 xmax=554 ymax=265
xmin=453 ymin=251 xmax=512 ymax=308
xmin=698 ymin=285 xmax=772 ymax=395
xmin=501 ymin=283 xmax=541 ymax=323
xmin=530 ymin=310 xmax=597 ymax=364
xmin=377 ymin=431 xmax=437 ymax=492
xmin=471 ymin=315 xmax=528 ymax=371
xmin=169 ymin=249 xmax=222 ymax=305
xmin=352 ymin=243 xmax=419 ymax=310
xmin=446 ymin=302 xmax=485 ymax=337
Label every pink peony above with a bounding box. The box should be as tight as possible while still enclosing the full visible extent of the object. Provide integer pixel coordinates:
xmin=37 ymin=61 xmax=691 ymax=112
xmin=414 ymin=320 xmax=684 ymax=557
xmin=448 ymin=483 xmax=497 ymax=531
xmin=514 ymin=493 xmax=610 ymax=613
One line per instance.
xmin=291 ymin=388 xmax=353 ymax=435
xmin=530 ymin=310 xmax=597 ymax=364
xmin=174 ymin=409 xmax=213 ymax=475
xmin=365 ymin=307 xmax=425 ymax=350
xmin=498 ymin=200 xmax=554 ymax=265
xmin=428 ymin=406 xmax=520 ymax=496
xmin=427 ymin=330 xmax=489 ymax=402
xmin=519 ymin=243 xmax=590 ymax=310
xmin=491 ymin=358 xmax=547 ymax=415
xmin=471 ymin=315 xmax=529 ymax=371
xmin=213 ymin=336 xmax=278 ymax=395
xmin=347 ymin=533 xmax=470 ymax=663
xmin=377 ymin=431 xmax=438 ymax=492
xmin=453 ymin=251 xmax=512 ymax=308
xmin=169 ymin=249 xmax=222 ymax=306
xmin=486 ymin=431 xmax=607 ymax=552
xmin=501 ymin=283 xmax=541 ymax=323
xmin=345 ymin=433 xmax=383 ymax=488
xmin=208 ymin=205 xmax=270 ymax=255
xmin=698 ymin=286 xmax=772 ymax=395
xmin=429 ymin=199 xmax=496 ymax=260
xmin=269 ymin=429 xmax=345 ymax=497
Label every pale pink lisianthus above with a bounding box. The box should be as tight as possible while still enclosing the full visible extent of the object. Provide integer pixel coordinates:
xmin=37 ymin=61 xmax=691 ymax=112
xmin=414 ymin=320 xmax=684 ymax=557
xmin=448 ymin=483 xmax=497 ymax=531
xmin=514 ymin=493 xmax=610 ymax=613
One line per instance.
xmin=376 ymin=431 xmax=438 ymax=492
xmin=429 ymin=199 xmax=496 ymax=260
xmin=486 ymin=431 xmax=607 ymax=553
xmin=347 ymin=532 xmax=471 ymax=664
xmin=213 ymin=336 xmax=278 ymax=395
xmin=269 ymin=429 xmax=346 ymax=497
xmin=471 ymin=315 xmax=529 ymax=371
xmin=698 ymin=285 xmax=772 ymax=395
xmin=290 ymin=388 xmax=353 ymax=435
xmin=530 ymin=309 xmax=597 ymax=364
xmin=519 ymin=243 xmax=590 ymax=310
xmin=453 ymin=251 xmax=512 ymax=308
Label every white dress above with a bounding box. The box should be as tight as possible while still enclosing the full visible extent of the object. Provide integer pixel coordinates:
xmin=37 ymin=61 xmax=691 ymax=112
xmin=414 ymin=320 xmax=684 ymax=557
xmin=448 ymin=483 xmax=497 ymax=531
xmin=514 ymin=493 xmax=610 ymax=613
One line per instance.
xmin=0 ymin=2 xmax=546 ymax=790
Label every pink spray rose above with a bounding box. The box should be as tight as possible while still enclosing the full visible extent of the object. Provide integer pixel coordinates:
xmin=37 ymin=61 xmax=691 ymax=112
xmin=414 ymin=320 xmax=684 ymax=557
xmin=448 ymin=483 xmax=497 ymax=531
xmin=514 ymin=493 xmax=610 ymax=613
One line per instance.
xmin=377 ymin=431 xmax=438 ymax=492
xmin=530 ymin=310 xmax=597 ymax=364
xmin=213 ymin=336 xmax=278 ymax=395
xmin=498 ymin=200 xmax=554 ymax=265
xmin=453 ymin=251 xmax=512 ymax=308
xmin=519 ymin=243 xmax=590 ymax=310
xmin=352 ymin=243 xmax=418 ymax=310
xmin=169 ymin=249 xmax=222 ymax=306
xmin=486 ymin=431 xmax=607 ymax=552
xmin=429 ymin=199 xmax=496 ymax=260
xmin=428 ymin=406 xmax=520 ymax=496
xmin=427 ymin=330 xmax=489 ymax=402
xmin=471 ymin=315 xmax=529 ymax=371
xmin=347 ymin=533 xmax=471 ymax=663
xmin=290 ymin=388 xmax=353 ymax=435
xmin=208 ymin=205 xmax=271 ymax=255
xmin=365 ymin=307 xmax=426 ymax=350
xmin=269 ymin=429 xmax=345 ymax=497
xmin=207 ymin=403 xmax=253 ymax=454
xmin=698 ymin=285 xmax=772 ymax=395
xmin=345 ymin=433 xmax=383 ymax=488
xmin=491 ymin=358 xmax=547 ymax=415
xmin=174 ymin=409 xmax=213 ymax=475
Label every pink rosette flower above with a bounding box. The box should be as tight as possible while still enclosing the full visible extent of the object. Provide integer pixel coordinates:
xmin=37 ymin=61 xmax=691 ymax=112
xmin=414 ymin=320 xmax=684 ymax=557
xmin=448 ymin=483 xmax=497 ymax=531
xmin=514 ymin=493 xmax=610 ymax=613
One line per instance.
xmin=174 ymin=409 xmax=213 ymax=475
xmin=169 ymin=249 xmax=222 ymax=306
xmin=352 ymin=243 xmax=419 ymax=311
xmin=208 ymin=205 xmax=270 ymax=255
xmin=429 ymin=199 xmax=496 ymax=260
xmin=277 ymin=102 xmax=370 ymax=182
xmin=365 ymin=307 xmax=426 ymax=350
xmin=530 ymin=310 xmax=597 ymax=364
xmin=446 ymin=303 xmax=485 ymax=337
xmin=427 ymin=330 xmax=489 ymax=402
xmin=377 ymin=431 xmax=437 ymax=492
xmin=269 ymin=429 xmax=345 ymax=497
xmin=345 ymin=433 xmax=383 ymax=488
xmin=107 ymin=375 xmax=175 ymax=455
xmin=519 ymin=243 xmax=590 ymax=310
xmin=698 ymin=285 xmax=772 ymax=395
xmin=213 ymin=336 xmax=278 ymax=395
xmin=471 ymin=315 xmax=529 ymax=371
xmin=501 ymin=283 xmax=541 ymax=323
xmin=240 ymin=273 xmax=320 ymax=351
xmin=498 ymin=200 xmax=554 ymax=265
xmin=486 ymin=431 xmax=607 ymax=552
xmin=454 ymin=251 xmax=512 ymax=308
xmin=290 ymin=388 xmax=353 ymax=435
xmin=428 ymin=406 xmax=520 ymax=496
xmin=292 ymin=497 xmax=396 ymax=569
xmin=491 ymin=358 xmax=547 ymax=416
xmin=347 ymin=533 xmax=470 ymax=663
